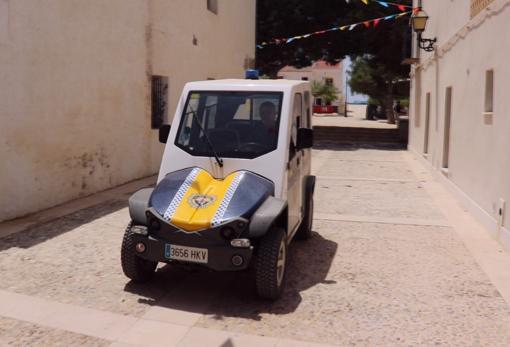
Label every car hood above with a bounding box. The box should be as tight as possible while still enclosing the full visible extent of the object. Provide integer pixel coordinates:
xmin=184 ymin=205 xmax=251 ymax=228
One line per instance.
xmin=149 ymin=167 xmax=274 ymax=232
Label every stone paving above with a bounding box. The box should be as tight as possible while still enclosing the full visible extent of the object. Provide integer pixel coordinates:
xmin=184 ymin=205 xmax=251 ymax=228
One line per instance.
xmin=0 ymin=317 xmax=109 ymax=347
xmin=1 ymin=145 xmax=510 ymax=346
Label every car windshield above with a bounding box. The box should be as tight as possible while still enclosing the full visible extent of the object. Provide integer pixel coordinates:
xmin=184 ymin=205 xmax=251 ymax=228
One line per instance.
xmin=175 ymin=91 xmax=283 ymax=159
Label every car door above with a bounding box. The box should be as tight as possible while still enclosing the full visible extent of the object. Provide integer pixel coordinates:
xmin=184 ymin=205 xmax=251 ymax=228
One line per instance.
xmin=287 ymin=93 xmax=303 ymax=236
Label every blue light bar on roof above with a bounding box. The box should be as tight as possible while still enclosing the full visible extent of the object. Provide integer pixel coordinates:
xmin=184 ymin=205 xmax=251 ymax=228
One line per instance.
xmin=245 ymin=69 xmax=259 ymax=80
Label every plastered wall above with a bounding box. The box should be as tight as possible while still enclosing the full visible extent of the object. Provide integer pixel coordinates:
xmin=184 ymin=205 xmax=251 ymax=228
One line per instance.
xmin=409 ymin=0 xmax=510 ymax=238
xmin=0 ymin=0 xmax=255 ymax=221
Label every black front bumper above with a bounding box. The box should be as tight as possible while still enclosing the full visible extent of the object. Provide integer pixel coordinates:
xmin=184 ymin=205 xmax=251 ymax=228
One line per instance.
xmin=132 ymin=209 xmax=253 ymax=271
xmin=132 ymin=234 xmax=253 ymax=271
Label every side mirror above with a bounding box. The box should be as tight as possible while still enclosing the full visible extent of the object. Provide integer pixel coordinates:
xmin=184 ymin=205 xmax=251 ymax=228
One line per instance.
xmin=297 ymin=128 xmax=313 ymax=150
xmin=159 ymin=125 xmax=171 ymax=144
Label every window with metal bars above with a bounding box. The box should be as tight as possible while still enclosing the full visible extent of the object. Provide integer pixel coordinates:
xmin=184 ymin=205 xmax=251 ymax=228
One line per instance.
xmin=151 ymin=76 xmax=168 ymax=129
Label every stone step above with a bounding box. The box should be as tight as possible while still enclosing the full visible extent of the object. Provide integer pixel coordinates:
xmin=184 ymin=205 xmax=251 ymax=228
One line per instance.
xmin=313 ymin=126 xmax=403 ymax=144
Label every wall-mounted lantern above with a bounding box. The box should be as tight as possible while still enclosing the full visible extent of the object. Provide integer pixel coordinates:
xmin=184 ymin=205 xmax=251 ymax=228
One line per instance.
xmin=410 ymin=9 xmax=437 ymax=52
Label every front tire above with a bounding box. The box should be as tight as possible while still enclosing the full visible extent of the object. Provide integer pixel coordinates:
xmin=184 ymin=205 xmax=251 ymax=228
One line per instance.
xmin=255 ymin=227 xmax=287 ymax=300
xmin=121 ymin=222 xmax=157 ymax=282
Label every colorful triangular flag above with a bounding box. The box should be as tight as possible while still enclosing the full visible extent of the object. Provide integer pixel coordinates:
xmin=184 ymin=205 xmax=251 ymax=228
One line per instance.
xmin=256 ymin=9 xmax=413 ymax=49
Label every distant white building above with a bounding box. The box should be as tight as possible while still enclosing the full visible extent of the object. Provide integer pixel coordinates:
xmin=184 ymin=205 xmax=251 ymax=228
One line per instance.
xmin=278 ymin=61 xmax=344 ymax=112
xmin=408 ymin=0 xmax=510 ymax=250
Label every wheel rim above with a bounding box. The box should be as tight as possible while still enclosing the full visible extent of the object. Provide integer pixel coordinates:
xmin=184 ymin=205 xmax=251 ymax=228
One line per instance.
xmin=276 ymin=239 xmax=286 ymax=287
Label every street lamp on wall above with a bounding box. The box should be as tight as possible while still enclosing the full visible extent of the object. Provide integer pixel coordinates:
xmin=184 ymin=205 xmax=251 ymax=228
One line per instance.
xmin=411 ymin=9 xmax=437 ymax=52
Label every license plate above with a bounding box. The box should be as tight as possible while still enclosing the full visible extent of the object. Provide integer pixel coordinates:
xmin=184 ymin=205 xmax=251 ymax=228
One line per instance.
xmin=164 ymin=244 xmax=208 ymax=264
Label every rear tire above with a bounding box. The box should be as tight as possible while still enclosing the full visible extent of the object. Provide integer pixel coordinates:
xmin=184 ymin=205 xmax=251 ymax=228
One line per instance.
xmin=121 ymin=222 xmax=157 ymax=282
xmin=255 ymin=227 xmax=287 ymax=300
xmin=295 ymin=191 xmax=313 ymax=240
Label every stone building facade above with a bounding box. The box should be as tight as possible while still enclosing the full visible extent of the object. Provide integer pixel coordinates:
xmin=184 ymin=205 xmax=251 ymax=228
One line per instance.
xmin=408 ymin=0 xmax=510 ymax=250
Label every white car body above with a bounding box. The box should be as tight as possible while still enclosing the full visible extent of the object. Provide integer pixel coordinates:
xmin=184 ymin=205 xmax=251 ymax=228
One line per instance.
xmin=158 ymin=79 xmax=313 ymax=234
xmin=122 ymin=79 xmax=315 ymax=299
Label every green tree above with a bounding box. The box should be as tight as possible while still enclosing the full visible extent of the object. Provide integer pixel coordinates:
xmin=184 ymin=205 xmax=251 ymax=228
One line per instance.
xmin=256 ymin=0 xmax=412 ymax=120
xmin=311 ymin=80 xmax=339 ymax=105
xmin=348 ymin=55 xmax=409 ymax=124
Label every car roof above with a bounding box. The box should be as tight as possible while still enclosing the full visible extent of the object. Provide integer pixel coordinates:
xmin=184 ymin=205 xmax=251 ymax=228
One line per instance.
xmin=184 ymin=79 xmax=308 ymax=92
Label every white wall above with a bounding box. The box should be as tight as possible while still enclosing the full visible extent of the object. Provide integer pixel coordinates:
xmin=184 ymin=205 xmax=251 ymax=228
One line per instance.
xmin=0 ymin=0 xmax=255 ymax=222
xmin=150 ymin=0 xmax=256 ymax=123
xmin=409 ymin=0 xmax=510 ymax=247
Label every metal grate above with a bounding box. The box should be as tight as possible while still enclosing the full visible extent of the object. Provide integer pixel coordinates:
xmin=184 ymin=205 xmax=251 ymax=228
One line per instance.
xmin=470 ymin=0 xmax=495 ymax=18
xmin=151 ymin=76 xmax=168 ymax=129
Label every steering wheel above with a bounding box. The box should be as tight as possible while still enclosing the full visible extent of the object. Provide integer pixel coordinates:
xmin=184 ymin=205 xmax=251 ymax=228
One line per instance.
xmin=238 ymin=142 xmax=267 ymax=152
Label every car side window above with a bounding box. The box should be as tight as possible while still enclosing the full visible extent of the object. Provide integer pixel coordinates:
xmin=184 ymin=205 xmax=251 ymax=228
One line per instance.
xmin=290 ymin=93 xmax=302 ymax=160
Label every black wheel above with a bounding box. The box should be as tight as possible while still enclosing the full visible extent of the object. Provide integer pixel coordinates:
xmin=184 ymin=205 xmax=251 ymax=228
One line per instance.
xmin=121 ymin=221 xmax=157 ymax=282
xmin=295 ymin=190 xmax=314 ymax=240
xmin=255 ymin=227 xmax=287 ymax=300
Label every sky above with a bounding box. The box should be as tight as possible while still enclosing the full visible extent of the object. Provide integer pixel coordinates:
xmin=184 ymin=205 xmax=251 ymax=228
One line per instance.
xmin=343 ymin=56 xmax=369 ymax=104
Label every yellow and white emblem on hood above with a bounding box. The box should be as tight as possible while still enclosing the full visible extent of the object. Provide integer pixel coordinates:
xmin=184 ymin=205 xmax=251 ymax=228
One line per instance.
xmin=163 ymin=168 xmax=242 ymax=232
xmin=187 ymin=194 xmax=216 ymax=209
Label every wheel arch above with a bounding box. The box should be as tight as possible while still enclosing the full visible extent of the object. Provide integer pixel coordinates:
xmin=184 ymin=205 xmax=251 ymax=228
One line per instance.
xmin=128 ymin=188 xmax=153 ymax=226
xmin=248 ymin=196 xmax=288 ymax=238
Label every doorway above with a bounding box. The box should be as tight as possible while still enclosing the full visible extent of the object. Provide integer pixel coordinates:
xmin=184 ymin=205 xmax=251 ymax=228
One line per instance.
xmin=424 ymin=92 xmax=431 ymax=154
xmin=442 ymin=87 xmax=452 ymax=169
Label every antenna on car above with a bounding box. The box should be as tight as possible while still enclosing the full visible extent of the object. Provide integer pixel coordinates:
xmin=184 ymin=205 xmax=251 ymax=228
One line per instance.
xmin=187 ymin=108 xmax=224 ymax=168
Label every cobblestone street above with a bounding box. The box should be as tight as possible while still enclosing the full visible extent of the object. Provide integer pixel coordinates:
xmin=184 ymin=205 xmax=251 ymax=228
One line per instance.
xmin=1 ymin=145 xmax=510 ymax=346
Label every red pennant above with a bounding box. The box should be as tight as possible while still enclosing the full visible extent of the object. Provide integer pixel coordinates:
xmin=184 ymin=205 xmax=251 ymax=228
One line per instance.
xmin=363 ymin=21 xmax=371 ymax=28
xmin=373 ymin=19 xmax=381 ymax=27
xmin=398 ymin=5 xmax=406 ymax=11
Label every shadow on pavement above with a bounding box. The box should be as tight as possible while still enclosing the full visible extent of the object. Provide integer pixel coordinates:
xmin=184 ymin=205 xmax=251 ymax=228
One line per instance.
xmin=0 ymin=199 xmax=127 ymax=252
xmin=123 ymin=231 xmax=337 ymax=320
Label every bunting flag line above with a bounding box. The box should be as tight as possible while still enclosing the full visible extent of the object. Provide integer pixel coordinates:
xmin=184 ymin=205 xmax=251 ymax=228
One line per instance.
xmin=347 ymin=0 xmax=414 ymax=10
xmin=257 ymin=10 xmax=415 ymax=49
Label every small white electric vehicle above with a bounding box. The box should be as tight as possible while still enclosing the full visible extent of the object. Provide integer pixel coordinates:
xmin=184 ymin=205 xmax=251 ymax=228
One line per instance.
xmin=122 ymin=78 xmax=315 ymax=299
